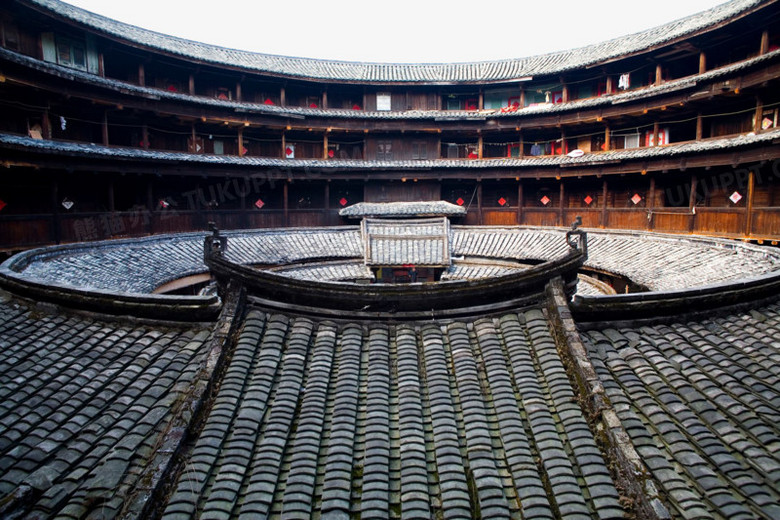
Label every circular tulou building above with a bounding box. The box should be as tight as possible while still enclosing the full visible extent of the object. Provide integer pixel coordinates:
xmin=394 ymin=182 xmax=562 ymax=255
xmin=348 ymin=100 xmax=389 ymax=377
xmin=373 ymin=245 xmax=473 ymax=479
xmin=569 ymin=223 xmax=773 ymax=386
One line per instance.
xmin=1 ymin=1 xmax=780 ymax=519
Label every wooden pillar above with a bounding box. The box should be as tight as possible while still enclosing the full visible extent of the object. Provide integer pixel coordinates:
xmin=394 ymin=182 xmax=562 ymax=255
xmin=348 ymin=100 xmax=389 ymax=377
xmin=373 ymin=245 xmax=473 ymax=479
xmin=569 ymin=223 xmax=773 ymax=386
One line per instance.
xmin=280 ymin=87 xmax=286 ymax=107
xmin=238 ymin=127 xmax=244 ymax=156
xmin=41 ymin=109 xmax=52 ymax=139
xmin=601 ymin=179 xmax=608 ymax=228
xmin=138 ymin=63 xmax=145 ymax=86
xmin=698 ymin=52 xmax=707 ymax=74
xmin=688 ymin=174 xmax=698 ymax=232
xmin=647 ymin=177 xmax=656 ymax=230
xmin=188 ymin=74 xmax=195 ymax=95
xmin=141 ymin=125 xmax=149 ymax=149
xmin=652 ymin=122 xmax=660 ymax=147
xmin=519 ymin=89 xmax=525 ymax=108
xmin=477 ymin=134 xmax=483 ymax=159
xmin=760 ymin=29 xmax=769 ymax=55
xmin=605 ymin=76 xmax=613 ymax=95
xmin=102 ymin=111 xmax=109 ymax=146
xmin=604 ymin=124 xmax=611 ymax=151
xmin=146 ymin=178 xmax=154 ymax=234
xmin=754 ymin=98 xmax=764 ymax=133
xmin=322 ymin=90 xmax=328 ymax=109
xmin=558 ymin=180 xmax=565 ymax=226
xmin=52 ymin=179 xmax=61 ymax=244
xmin=477 ymin=181 xmax=483 ymax=225
xmin=655 ymin=63 xmax=663 ymax=85
xmin=478 ymin=89 xmax=484 ymax=110
xmin=696 ymin=113 xmax=703 ymax=140
xmin=517 ymin=182 xmax=524 ymax=225
xmin=323 ymin=134 xmax=329 ymax=159
xmin=281 ymin=132 xmax=286 ymax=159
xmin=561 ymin=78 xmax=569 ymax=103
xmin=235 ymin=81 xmax=242 ymax=102
xmin=746 ymin=168 xmax=755 ymax=237
xmin=283 ymin=181 xmax=289 ymax=226
xmin=518 ymin=132 xmax=524 ymax=158
xmin=560 ymin=131 xmax=566 ymax=155
xmin=108 ymin=179 xmax=115 ymax=212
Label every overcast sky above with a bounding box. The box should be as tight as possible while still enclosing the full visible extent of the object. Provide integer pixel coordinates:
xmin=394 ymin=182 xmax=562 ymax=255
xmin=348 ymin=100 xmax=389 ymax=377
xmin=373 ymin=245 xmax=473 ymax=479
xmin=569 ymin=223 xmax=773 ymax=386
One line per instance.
xmin=63 ymin=0 xmax=727 ymax=63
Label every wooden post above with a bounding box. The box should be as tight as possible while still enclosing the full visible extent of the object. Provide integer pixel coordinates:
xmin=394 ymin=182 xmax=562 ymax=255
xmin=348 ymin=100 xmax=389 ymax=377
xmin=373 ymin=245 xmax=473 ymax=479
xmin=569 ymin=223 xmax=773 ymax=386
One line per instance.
xmin=698 ymin=52 xmax=707 ymax=74
xmin=477 ymin=134 xmax=483 ymax=159
xmin=41 ymin=109 xmax=51 ymax=139
xmin=655 ymin=64 xmax=663 ymax=85
xmin=322 ymin=90 xmax=328 ymax=109
xmin=280 ymin=87 xmax=286 ymax=106
xmin=760 ymin=30 xmax=769 ymax=55
xmin=558 ymin=180 xmax=565 ymax=226
xmin=146 ymin=179 xmax=154 ymax=234
xmin=281 ymin=132 xmax=286 ymax=159
xmin=477 ymin=181 xmax=483 ymax=225
xmin=108 ymin=179 xmax=115 ymax=212
xmin=141 ymin=125 xmax=149 ymax=149
xmin=517 ymin=182 xmax=524 ymax=225
xmin=754 ymin=98 xmax=764 ymax=133
xmin=519 ymin=89 xmax=525 ymax=108
xmin=605 ymin=76 xmax=613 ymax=95
xmin=696 ymin=113 xmax=703 ymax=140
xmin=138 ymin=63 xmax=145 ymax=86
xmin=235 ymin=81 xmax=242 ymax=102
xmin=746 ymin=168 xmax=755 ymax=237
xmin=561 ymin=78 xmax=569 ymax=103
xmin=52 ymin=179 xmax=61 ymax=244
xmin=478 ymin=90 xmax=484 ymax=110
xmin=188 ymin=74 xmax=195 ymax=95
xmin=688 ymin=174 xmax=698 ymax=232
xmin=518 ymin=131 xmax=524 ymax=158
xmin=102 ymin=111 xmax=109 ymax=146
xmin=283 ymin=181 xmax=289 ymax=226
xmin=604 ymin=124 xmax=611 ymax=151
xmin=323 ymin=134 xmax=329 ymax=159
xmin=560 ymin=131 xmax=566 ymax=155
xmin=601 ymin=179 xmax=608 ymax=228
xmin=238 ymin=127 xmax=244 ymax=156
xmin=647 ymin=177 xmax=656 ymax=230
xmin=652 ymin=122 xmax=660 ymax=147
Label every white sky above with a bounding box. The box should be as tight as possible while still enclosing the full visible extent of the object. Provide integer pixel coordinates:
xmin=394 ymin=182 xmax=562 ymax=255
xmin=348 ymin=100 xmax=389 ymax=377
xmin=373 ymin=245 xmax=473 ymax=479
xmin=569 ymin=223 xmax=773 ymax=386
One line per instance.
xmin=63 ymin=0 xmax=727 ymax=63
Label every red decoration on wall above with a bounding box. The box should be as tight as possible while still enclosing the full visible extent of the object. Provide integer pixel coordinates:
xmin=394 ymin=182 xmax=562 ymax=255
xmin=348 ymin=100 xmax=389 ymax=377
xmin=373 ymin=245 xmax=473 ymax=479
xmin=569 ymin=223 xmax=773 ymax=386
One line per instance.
xmin=468 ymin=151 xmax=478 ymax=159
xmin=540 ymin=195 xmax=551 ymax=206
xmin=498 ymin=197 xmax=507 ymax=206
xmin=328 ymin=150 xmax=335 ymax=158
xmin=456 ymin=197 xmax=465 ymax=206
xmin=631 ymin=193 xmax=642 ymax=205
xmin=309 ymin=103 xmax=318 ymax=108
xmin=159 ymin=199 xmax=170 ymax=209
xmin=264 ymin=98 xmax=275 ymax=105
xmin=339 ymin=197 xmax=348 ymax=207
xmin=254 ymin=199 xmax=265 ymax=209
xmin=584 ymin=195 xmax=593 ymax=205
xmin=167 ymin=84 xmax=177 ymax=92
xmin=285 ymin=147 xmax=293 ymax=156
xmin=0 ymin=199 xmax=6 ymax=212
xmin=352 ymin=104 xmax=361 ymax=110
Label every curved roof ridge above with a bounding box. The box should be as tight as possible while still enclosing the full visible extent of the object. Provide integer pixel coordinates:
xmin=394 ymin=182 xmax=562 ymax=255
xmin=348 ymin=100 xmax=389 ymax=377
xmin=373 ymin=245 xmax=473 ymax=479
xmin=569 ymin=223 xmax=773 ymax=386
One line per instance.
xmin=26 ymin=0 xmax=768 ymax=82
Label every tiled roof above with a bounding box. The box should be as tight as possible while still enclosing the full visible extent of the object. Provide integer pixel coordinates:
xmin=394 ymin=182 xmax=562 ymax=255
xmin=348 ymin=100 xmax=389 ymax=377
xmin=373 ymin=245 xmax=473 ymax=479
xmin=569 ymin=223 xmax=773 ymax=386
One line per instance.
xmin=24 ymin=0 xmax=768 ymax=83
xmin=582 ymin=302 xmax=780 ymax=518
xmin=340 ymin=201 xmax=466 ymax=218
xmin=6 ymin=227 xmax=779 ymax=296
xmin=2 ymin=44 xmax=777 ymax=120
xmin=162 ymin=306 xmax=624 ymax=519
xmin=2 ymin=129 xmax=778 ymax=170
xmin=0 ymin=295 xmax=213 ymax=518
xmin=363 ymin=217 xmax=451 ymax=267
